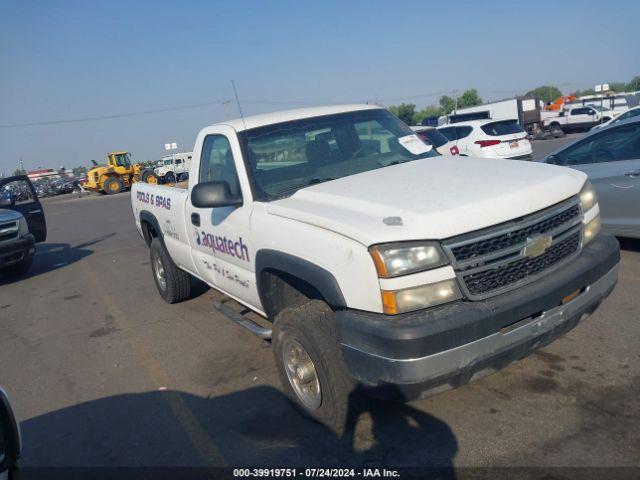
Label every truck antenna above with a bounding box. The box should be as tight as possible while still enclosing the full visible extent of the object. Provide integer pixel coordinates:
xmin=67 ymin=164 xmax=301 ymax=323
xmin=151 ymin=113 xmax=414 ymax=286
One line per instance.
xmin=231 ymin=80 xmax=247 ymax=130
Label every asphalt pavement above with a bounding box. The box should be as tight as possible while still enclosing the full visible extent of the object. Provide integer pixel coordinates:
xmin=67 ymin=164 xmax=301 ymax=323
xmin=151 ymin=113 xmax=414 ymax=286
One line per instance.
xmin=1 ymin=138 xmax=638 ymax=470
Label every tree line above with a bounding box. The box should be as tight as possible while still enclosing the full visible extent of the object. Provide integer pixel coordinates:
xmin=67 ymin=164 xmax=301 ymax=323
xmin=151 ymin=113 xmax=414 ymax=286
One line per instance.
xmin=388 ymin=89 xmax=484 ymax=125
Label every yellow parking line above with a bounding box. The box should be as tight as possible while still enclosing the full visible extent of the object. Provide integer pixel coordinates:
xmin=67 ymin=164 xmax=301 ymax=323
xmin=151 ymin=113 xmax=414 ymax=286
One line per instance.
xmin=82 ymin=263 xmax=226 ymax=466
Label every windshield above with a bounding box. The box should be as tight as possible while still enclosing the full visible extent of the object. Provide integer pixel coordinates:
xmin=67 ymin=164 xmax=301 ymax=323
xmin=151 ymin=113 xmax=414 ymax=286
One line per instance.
xmin=240 ymin=109 xmax=438 ymax=201
xmin=588 ymin=105 xmax=607 ymax=112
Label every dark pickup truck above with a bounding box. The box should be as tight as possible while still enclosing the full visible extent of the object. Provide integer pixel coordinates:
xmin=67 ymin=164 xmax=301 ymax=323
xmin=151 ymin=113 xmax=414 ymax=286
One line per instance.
xmin=0 ymin=175 xmax=47 ymax=276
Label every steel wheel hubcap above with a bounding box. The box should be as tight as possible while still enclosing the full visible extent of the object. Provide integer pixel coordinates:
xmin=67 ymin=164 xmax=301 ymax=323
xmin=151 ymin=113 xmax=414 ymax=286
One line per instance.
xmin=153 ymin=255 xmax=166 ymax=291
xmin=283 ymin=339 xmax=321 ymax=410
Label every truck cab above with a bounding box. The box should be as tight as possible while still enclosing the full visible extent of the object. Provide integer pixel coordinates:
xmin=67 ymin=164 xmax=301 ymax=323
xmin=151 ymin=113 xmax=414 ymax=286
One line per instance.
xmin=131 ymin=104 xmax=619 ymax=434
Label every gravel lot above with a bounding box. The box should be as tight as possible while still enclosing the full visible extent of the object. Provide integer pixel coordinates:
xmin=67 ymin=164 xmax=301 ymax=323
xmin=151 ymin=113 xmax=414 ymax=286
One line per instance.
xmin=1 ymin=137 xmax=638 ymax=470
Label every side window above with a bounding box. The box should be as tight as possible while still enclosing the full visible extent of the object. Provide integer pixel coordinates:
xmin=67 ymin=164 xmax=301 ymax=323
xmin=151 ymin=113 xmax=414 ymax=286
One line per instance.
xmin=199 ymin=135 xmax=241 ymax=196
xmin=456 ymin=126 xmax=473 ymax=139
xmin=571 ymin=108 xmax=584 ymax=116
xmin=557 ymin=125 xmax=640 ymax=165
xmin=0 ymin=179 xmax=35 ymax=205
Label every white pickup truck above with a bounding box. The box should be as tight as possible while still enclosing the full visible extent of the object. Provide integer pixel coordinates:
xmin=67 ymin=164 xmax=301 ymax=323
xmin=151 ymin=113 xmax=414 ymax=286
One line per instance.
xmin=131 ymin=104 xmax=619 ymax=433
xmin=542 ymin=105 xmax=607 ymax=134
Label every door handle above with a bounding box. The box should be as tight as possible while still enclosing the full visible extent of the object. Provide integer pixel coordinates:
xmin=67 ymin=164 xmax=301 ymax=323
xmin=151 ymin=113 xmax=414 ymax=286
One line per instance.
xmin=191 ymin=213 xmax=200 ymax=226
xmin=624 ymin=170 xmax=640 ymax=178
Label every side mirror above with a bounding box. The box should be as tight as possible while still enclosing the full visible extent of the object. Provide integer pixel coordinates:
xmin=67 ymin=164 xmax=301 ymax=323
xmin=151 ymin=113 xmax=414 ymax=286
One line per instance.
xmin=0 ymin=388 xmax=21 ymax=473
xmin=0 ymin=196 xmax=14 ymax=207
xmin=191 ymin=181 xmax=242 ymax=208
xmin=546 ymin=155 xmax=558 ymax=165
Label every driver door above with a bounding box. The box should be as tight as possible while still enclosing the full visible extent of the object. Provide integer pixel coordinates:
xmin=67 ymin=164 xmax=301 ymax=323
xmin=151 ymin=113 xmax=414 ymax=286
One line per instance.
xmin=0 ymin=175 xmax=47 ymax=242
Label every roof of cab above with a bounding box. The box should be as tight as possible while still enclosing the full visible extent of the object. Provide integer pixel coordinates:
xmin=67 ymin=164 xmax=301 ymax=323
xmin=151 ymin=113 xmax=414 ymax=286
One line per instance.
xmin=216 ymin=104 xmax=381 ymax=132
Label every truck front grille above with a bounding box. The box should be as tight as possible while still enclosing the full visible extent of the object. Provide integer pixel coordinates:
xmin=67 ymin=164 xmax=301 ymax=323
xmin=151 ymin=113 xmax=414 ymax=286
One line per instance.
xmin=0 ymin=221 xmax=19 ymax=242
xmin=444 ymin=197 xmax=583 ymax=300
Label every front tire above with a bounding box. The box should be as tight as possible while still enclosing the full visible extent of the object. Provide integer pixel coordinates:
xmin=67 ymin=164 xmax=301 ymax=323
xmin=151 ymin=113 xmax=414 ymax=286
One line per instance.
xmin=103 ymin=177 xmax=123 ymax=195
xmin=150 ymin=238 xmax=191 ymax=303
xmin=272 ymin=300 xmax=355 ymax=435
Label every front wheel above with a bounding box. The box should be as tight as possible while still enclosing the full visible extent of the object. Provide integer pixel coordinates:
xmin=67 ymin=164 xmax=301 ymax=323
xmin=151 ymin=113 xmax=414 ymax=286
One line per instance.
xmin=103 ymin=177 xmax=123 ymax=194
xmin=149 ymin=238 xmax=191 ymax=303
xmin=272 ymin=300 xmax=356 ymax=436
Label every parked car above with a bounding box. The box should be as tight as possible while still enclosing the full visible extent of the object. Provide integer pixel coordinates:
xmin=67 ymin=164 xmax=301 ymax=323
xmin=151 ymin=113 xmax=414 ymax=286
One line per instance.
xmin=437 ymin=119 xmax=532 ymax=159
xmin=410 ymin=126 xmax=459 ymax=155
xmin=0 ymin=388 xmax=21 ymax=479
xmin=0 ymin=176 xmax=47 ymax=276
xmin=131 ymin=104 xmax=618 ymax=434
xmin=543 ymin=117 xmax=640 ymax=238
xmin=542 ymin=106 xmax=606 ymax=134
xmin=591 ymin=105 xmax=640 ymax=131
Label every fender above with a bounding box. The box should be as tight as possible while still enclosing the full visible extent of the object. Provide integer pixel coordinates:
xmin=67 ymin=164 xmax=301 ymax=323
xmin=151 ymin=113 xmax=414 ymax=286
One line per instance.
xmin=139 ymin=210 xmax=165 ymax=247
xmin=255 ymin=249 xmax=346 ymax=309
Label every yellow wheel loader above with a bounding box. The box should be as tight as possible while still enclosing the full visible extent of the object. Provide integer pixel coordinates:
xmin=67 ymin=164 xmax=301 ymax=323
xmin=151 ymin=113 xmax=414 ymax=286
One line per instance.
xmin=83 ymin=151 xmax=149 ymax=195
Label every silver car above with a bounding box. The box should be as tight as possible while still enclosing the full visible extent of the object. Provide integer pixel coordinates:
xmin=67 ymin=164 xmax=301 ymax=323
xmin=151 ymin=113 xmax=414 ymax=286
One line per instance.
xmin=544 ymin=117 xmax=640 ymax=239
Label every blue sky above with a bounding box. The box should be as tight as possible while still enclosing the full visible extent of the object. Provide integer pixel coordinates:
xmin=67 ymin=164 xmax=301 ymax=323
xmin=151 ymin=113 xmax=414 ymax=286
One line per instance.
xmin=1 ymin=0 xmax=638 ymax=174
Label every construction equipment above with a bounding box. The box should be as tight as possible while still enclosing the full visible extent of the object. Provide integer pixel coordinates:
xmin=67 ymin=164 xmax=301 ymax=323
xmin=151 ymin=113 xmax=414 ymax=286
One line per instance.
xmin=83 ymin=151 xmax=146 ymax=195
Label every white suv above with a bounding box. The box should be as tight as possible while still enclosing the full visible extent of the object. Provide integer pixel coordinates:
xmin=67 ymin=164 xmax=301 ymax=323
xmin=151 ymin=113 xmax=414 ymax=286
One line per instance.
xmin=438 ymin=119 xmax=532 ymax=159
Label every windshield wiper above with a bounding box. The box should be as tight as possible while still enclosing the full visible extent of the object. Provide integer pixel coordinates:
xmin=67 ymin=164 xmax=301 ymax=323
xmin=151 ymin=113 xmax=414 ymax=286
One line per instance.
xmin=274 ymin=177 xmax=336 ymax=197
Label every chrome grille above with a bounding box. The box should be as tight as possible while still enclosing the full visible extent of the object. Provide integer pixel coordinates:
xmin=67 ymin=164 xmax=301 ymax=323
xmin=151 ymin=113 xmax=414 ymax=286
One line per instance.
xmin=0 ymin=221 xmax=19 ymax=243
xmin=444 ymin=198 xmax=583 ymax=300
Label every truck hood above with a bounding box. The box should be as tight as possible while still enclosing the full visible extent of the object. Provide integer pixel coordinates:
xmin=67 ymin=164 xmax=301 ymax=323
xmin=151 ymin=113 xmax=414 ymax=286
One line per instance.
xmin=266 ymin=157 xmax=586 ymax=246
xmin=0 ymin=208 xmax=23 ymax=222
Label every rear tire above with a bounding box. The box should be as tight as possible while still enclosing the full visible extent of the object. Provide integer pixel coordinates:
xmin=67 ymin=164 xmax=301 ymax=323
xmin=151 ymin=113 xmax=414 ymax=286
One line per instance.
xmin=103 ymin=177 xmax=123 ymax=195
xmin=150 ymin=238 xmax=191 ymax=303
xmin=272 ymin=300 xmax=356 ymax=436
xmin=165 ymin=172 xmax=176 ymax=184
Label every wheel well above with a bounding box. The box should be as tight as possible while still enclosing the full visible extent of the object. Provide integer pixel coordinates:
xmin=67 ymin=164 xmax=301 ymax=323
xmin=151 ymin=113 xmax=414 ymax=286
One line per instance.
xmin=140 ymin=219 xmax=159 ymax=246
xmin=260 ymin=269 xmax=325 ymax=321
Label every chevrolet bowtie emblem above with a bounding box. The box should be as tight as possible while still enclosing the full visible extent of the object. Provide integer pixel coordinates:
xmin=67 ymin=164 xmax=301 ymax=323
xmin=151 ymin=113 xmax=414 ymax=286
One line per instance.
xmin=522 ymin=235 xmax=552 ymax=258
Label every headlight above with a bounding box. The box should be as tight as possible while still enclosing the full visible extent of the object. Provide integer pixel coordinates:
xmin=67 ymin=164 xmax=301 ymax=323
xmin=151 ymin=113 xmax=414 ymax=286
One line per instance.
xmin=369 ymin=241 xmax=448 ymax=278
xmin=579 ymin=181 xmax=598 ymax=213
xmin=584 ymin=213 xmax=601 ymax=245
xmin=18 ymin=217 xmax=29 ymax=236
xmin=381 ymin=278 xmax=462 ymax=314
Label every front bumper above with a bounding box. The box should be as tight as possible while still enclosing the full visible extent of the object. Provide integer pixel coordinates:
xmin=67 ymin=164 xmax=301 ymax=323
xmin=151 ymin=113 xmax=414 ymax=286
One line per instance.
xmin=0 ymin=234 xmax=35 ymax=268
xmin=335 ymin=234 xmax=620 ymax=400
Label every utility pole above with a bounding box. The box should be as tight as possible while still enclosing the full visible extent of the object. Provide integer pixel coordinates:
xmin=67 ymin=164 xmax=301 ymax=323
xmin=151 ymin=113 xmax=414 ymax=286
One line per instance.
xmin=19 ymin=158 xmax=25 ymax=174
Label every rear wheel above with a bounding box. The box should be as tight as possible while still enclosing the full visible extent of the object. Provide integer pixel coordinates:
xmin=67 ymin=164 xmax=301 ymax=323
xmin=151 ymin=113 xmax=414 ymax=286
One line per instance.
xmin=150 ymin=238 xmax=191 ymax=303
xmin=549 ymin=123 xmax=564 ymax=137
xmin=103 ymin=177 xmax=123 ymax=195
xmin=272 ymin=300 xmax=355 ymax=436
xmin=165 ymin=172 xmax=176 ymax=184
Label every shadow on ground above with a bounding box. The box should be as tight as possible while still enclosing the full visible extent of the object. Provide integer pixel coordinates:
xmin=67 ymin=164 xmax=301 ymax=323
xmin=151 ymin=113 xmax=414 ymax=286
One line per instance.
xmin=618 ymin=237 xmax=640 ymax=252
xmin=19 ymin=387 xmax=457 ymax=472
xmin=0 ymin=233 xmax=115 ymax=285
